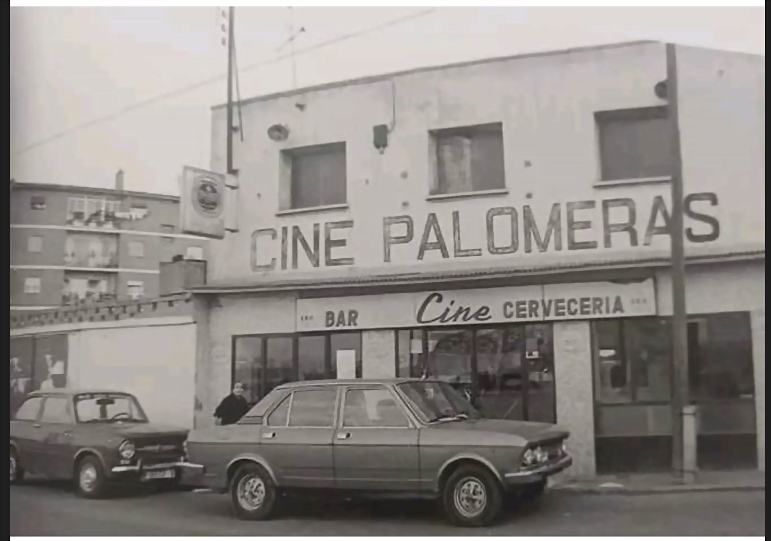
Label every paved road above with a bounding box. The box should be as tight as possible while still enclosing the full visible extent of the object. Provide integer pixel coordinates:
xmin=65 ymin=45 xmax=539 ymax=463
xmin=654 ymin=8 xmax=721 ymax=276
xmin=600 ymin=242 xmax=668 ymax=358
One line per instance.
xmin=10 ymin=481 xmax=765 ymax=536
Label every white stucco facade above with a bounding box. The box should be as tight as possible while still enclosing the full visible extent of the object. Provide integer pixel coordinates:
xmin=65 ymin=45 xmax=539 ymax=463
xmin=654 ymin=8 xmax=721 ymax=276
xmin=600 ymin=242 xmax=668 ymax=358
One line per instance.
xmin=194 ymin=42 xmax=765 ymax=476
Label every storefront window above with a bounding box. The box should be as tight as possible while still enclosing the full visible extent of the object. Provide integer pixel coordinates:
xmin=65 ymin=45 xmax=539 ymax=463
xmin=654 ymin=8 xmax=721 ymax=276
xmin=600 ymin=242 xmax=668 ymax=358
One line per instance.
xmin=298 ymin=336 xmax=326 ymax=382
xmin=425 ymin=329 xmax=474 ymax=389
xmin=234 ymin=337 xmax=263 ymax=405
xmin=266 ymin=338 xmax=294 ymax=397
xmin=330 ymin=333 xmax=362 ymax=379
xmin=396 ymin=330 xmax=426 ymax=379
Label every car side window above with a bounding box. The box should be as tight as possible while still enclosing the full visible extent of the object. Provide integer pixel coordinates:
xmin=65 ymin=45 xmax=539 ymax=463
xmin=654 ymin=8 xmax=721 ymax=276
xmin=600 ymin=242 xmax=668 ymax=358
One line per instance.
xmin=343 ymin=388 xmax=410 ymax=428
xmin=266 ymin=395 xmax=290 ymax=427
xmin=15 ymin=397 xmax=43 ymax=422
xmin=287 ymin=389 xmax=337 ymax=428
xmin=40 ymin=397 xmax=72 ymax=424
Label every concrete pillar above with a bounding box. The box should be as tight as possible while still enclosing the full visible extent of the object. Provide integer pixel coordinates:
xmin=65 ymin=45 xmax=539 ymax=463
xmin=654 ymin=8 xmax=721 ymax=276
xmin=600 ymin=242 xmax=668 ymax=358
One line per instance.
xmin=753 ymin=309 xmax=765 ymax=471
xmin=362 ymin=330 xmax=396 ymax=379
xmin=553 ymin=321 xmax=596 ymax=477
xmin=682 ymin=405 xmax=698 ymax=483
xmin=192 ymin=295 xmax=214 ymax=429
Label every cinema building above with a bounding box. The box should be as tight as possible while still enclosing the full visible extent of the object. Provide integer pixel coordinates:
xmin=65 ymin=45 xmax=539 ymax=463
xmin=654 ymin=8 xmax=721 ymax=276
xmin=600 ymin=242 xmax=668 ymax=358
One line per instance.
xmin=191 ymin=41 xmax=765 ymax=477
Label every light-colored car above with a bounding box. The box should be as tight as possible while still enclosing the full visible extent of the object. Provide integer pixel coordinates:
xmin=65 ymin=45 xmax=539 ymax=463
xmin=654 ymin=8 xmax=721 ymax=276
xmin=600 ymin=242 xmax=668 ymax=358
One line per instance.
xmin=186 ymin=379 xmax=571 ymax=527
xmin=10 ymin=389 xmax=201 ymax=498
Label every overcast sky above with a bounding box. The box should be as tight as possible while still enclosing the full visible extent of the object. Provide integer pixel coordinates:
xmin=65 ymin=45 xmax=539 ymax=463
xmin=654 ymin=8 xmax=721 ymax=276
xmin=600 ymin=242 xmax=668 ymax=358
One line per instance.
xmin=9 ymin=6 xmax=765 ymax=196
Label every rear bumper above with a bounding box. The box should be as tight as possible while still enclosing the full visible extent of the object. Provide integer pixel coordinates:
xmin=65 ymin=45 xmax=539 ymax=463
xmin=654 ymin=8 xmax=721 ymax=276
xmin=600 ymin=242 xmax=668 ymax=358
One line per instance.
xmin=504 ymin=455 xmax=573 ymax=486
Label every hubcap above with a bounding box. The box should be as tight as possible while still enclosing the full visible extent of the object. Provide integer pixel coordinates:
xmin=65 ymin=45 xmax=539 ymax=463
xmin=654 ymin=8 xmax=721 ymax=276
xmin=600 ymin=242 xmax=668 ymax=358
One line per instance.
xmin=237 ymin=474 xmax=266 ymax=512
xmin=453 ymin=477 xmax=487 ymax=519
xmin=10 ymin=454 xmax=18 ymax=482
xmin=80 ymin=464 xmax=98 ymax=492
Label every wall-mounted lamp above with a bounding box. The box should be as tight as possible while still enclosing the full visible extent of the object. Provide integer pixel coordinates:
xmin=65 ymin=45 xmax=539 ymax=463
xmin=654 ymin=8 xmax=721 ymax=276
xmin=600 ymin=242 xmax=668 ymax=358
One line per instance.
xmin=267 ymin=124 xmax=290 ymax=142
xmin=655 ymin=80 xmax=668 ymax=100
xmin=373 ymin=124 xmax=389 ymax=154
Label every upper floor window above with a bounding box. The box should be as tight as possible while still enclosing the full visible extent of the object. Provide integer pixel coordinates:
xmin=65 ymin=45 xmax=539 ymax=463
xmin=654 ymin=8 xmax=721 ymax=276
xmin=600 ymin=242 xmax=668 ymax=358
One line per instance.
xmin=30 ymin=196 xmax=46 ymax=211
xmin=281 ymin=142 xmax=347 ymax=211
xmin=186 ymin=246 xmax=204 ymax=260
xmin=596 ymin=107 xmax=673 ymax=182
xmin=24 ymin=277 xmax=42 ymax=295
xmin=27 ymin=236 xmax=43 ymax=253
xmin=430 ymin=122 xmax=506 ymax=196
xmin=127 ymin=281 xmax=144 ymax=300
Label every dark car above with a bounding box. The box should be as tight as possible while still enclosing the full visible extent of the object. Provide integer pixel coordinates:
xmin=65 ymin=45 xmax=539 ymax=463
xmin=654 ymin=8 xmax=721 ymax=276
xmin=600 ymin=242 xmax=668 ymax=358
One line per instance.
xmin=186 ymin=379 xmax=571 ymax=527
xmin=9 ymin=389 xmax=202 ymax=498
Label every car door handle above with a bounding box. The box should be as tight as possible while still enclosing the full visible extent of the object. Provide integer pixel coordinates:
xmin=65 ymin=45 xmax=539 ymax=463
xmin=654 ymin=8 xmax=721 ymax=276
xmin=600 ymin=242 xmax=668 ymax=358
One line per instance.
xmin=33 ymin=424 xmax=41 ymax=429
xmin=337 ymin=432 xmax=351 ymax=440
xmin=263 ymin=432 xmax=276 ymax=439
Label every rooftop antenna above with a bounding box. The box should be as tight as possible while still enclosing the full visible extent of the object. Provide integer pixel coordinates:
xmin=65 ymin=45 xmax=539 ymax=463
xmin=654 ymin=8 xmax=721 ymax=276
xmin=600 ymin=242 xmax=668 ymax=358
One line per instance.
xmin=277 ymin=7 xmax=306 ymax=109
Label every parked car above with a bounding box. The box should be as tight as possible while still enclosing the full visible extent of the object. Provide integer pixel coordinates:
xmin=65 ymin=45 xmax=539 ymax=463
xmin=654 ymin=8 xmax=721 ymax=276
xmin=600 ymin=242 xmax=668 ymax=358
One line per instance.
xmin=185 ymin=379 xmax=571 ymax=527
xmin=9 ymin=389 xmax=201 ymax=498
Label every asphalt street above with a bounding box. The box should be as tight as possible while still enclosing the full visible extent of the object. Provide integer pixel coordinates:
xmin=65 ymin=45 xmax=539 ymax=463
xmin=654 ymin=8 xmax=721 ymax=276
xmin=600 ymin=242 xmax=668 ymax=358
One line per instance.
xmin=10 ymin=481 xmax=765 ymax=536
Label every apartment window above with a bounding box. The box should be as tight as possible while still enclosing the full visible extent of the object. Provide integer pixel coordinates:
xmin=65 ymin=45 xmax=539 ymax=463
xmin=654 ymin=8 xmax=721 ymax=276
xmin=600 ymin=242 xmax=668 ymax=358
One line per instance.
xmin=186 ymin=246 xmax=204 ymax=260
xmin=596 ymin=107 xmax=673 ymax=182
xmin=27 ymin=236 xmax=43 ymax=253
xmin=24 ymin=277 xmax=42 ymax=295
xmin=128 ymin=241 xmax=145 ymax=258
xmin=127 ymin=281 xmax=145 ymax=300
xmin=30 ymin=196 xmax=46 ymax=211
xmin=282 ymin=142 xmax=347 ymax=210
xmin=430 ymin=123 xmax=505 ymax=196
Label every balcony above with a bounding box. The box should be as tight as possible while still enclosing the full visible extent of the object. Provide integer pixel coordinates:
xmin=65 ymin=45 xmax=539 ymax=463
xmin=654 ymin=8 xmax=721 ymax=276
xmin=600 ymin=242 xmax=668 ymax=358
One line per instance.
xmin=66 ymin=197 xmax=122 ymax=230
xmin=62 ymin=274 xmax=117 ymax=306
xmin=64 ymin=233 xmax=119 ymax=270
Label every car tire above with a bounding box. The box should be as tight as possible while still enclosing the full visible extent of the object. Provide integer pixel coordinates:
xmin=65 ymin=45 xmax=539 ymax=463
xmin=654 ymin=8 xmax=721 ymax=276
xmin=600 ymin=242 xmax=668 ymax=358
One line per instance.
xmin=76 ymin=456 xmax=108 ymax=499
xmin=10 ymin=446 xmax=24 ymax=485
xmin=443 ymin=464 xmax=504 ymax=528
xmin=230 ymin=464 xmax=277 ymax=521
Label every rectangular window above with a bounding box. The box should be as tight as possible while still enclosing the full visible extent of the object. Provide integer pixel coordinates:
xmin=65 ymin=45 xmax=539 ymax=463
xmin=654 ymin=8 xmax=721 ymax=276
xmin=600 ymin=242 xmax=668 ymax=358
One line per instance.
xmin=266 ymin=395 xmax=291 ymax=427
xmin=30 ymin=196 xmax=46 ymax=211
xmin=430 ymin=123 xmax=505 ymax=196
xmin=596 ymin=107 xmax=673 ymax=182
xmin=128 ymin=241 xmax=145 ymax=258
xmin=27 ymin=236 xmax=43 ymax=253
xmin=343 ymin=388 xmax=409 ymax=428
xmin=288 ymin=389 xmax=337 ymax=428
xmin=127 ymin=281 xmax=144 ymax=300
xmin=282 ymin=142 xmax=347 ymax=210
xmin=186 ymin=246 xmax=204 ymax=260
xmin=24 ymin=277 xmax=42 ymax=295
xmin=40 ymin=397 xmax=71 ymax=424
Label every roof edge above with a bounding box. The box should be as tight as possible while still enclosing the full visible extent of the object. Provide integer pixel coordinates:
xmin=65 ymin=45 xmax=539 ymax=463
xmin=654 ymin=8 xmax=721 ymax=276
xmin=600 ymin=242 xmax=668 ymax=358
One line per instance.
xmin=212 ymin=40 xmax=659 ymax=111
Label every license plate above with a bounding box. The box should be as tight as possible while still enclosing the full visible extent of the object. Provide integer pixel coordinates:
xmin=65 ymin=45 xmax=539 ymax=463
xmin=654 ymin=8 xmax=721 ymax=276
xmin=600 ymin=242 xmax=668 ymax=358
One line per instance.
xmin=142 ymin=469 xmax=175 ymax=481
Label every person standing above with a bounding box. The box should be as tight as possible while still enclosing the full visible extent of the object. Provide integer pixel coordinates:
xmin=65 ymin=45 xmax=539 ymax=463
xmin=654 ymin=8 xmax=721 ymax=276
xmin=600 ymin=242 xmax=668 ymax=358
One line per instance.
xmin=214 ymin=383 xmax=250 ymax=426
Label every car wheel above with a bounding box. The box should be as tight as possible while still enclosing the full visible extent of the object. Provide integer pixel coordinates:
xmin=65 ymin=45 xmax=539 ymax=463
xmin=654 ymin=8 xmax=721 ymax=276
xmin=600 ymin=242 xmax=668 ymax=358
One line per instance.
xmin=443 ymin=464 xmax=504 ymax=528
xmin=76 ymin=456 xmax=108 ymax=499
xmin=10 ymin=447 xmax=24 ymax=485
xmin=230 ymin=464 xmax=277 ymax=521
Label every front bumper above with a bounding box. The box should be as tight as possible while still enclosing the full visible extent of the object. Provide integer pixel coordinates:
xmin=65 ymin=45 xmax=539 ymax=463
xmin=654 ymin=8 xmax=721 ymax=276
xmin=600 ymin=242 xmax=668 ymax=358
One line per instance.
xmin=504 ymin=455 xmax=573 ymax=486
xmin=111 ymin=461 xmax=205 ymax=476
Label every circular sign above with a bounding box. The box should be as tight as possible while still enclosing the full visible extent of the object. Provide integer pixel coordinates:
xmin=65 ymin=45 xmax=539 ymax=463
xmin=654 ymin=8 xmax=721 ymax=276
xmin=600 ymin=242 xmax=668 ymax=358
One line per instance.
xmin=191 ymin=173 xmax=224 ymax=218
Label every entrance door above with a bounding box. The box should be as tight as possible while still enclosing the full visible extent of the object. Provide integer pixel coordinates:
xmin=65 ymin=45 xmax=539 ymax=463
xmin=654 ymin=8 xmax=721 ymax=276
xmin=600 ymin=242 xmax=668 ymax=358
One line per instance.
xmin=333 ymin=386 xmax=420 ymax=491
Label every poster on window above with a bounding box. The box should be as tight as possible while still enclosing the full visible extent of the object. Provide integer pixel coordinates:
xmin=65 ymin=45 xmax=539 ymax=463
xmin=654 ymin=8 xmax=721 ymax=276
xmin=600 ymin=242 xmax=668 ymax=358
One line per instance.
xmin=10 ymin=337 xmax=34 ymax=419
xmin=33 ymin=334 xmax=68 ymax=391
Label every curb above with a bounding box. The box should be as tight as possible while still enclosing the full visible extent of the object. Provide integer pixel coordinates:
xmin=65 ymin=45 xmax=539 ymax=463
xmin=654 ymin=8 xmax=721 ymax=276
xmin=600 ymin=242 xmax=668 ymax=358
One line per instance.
xmin=552 ymin=485 xmax=765 ymax=496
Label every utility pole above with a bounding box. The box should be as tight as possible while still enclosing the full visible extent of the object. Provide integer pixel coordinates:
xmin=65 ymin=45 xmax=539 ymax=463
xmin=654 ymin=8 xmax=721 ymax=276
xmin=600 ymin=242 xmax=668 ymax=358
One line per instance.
xmin=226 ymin=6 xmax=236 ymax=175
xmin=666 ymin=42 xmax=689 ymax=479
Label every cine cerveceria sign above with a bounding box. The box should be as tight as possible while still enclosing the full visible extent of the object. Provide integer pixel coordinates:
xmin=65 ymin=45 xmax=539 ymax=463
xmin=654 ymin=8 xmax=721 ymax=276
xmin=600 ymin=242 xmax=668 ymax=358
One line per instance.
xmin=296 ymin=279 xmax=656 ymax=332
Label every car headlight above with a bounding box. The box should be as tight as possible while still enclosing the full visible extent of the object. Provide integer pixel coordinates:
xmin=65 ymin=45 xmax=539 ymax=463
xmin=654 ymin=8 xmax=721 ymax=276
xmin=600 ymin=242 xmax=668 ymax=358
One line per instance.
xmin=523 ymin=449 xmax=537 ymax=466
xmin=119 ymin=440 xmax=136 ymax=461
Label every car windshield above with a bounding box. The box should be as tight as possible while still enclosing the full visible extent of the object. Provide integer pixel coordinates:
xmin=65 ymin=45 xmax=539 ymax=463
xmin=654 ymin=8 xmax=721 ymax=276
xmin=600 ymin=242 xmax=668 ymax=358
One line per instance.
xmin=74 ymin=393 xmax=148 ymax=424
xmin=398 ymin=381 xmax=482 ymax=423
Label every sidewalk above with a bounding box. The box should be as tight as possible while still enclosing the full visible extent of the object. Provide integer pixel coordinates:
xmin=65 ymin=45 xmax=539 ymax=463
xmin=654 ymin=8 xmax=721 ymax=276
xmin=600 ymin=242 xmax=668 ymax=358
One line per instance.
xmin=551 ymin=471 xmax=765 ymax=496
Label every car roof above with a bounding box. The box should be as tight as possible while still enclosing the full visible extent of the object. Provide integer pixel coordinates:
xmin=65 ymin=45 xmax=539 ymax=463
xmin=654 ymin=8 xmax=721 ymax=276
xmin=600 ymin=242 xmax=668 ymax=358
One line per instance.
xmin=26 ymin=389 xmax=134 ymax=398
xmin=273 ymin=378 xmax=435 ymax=391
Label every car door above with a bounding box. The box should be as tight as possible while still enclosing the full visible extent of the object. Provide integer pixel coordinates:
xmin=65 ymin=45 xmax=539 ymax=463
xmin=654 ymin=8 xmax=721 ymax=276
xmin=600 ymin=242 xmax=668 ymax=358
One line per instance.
xmin=37 ymin=395 xmax=77 ymax=479
xmin=10 ymin=396 xmax=45 ymax=474
xmin=333 ymin=385 xmax=421 ymax=491
xmin=259 ymin=387 xmax=338 ymax=488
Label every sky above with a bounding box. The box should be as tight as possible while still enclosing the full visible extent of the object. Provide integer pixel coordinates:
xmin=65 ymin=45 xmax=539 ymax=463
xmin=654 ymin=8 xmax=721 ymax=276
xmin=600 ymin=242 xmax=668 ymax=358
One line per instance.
xmin=9 ymin=6 xmax=765 ymax=196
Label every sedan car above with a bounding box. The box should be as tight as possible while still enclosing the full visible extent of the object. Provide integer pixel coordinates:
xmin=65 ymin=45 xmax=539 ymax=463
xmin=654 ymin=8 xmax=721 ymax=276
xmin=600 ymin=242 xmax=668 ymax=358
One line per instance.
xmin=185 ymin=379 xmax=571 ymax=527
xmin=10 ymin=389 xmax=201 ymax=498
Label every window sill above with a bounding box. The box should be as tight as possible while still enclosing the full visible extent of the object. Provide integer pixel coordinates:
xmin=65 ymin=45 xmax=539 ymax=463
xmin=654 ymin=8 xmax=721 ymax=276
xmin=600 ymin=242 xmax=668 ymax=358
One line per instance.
xmin=427 ymin=189 xmax=509 ymax=203
xmin=276 ymin=204 xmax=350 ymax=217
xmin=594 ymin=177 xmax=672 ymax=189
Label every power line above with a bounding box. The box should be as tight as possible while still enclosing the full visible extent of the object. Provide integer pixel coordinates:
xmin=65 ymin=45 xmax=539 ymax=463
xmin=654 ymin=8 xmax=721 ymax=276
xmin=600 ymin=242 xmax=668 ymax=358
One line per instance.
xmin=11 ymin=7 xmax=438 ymax=159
